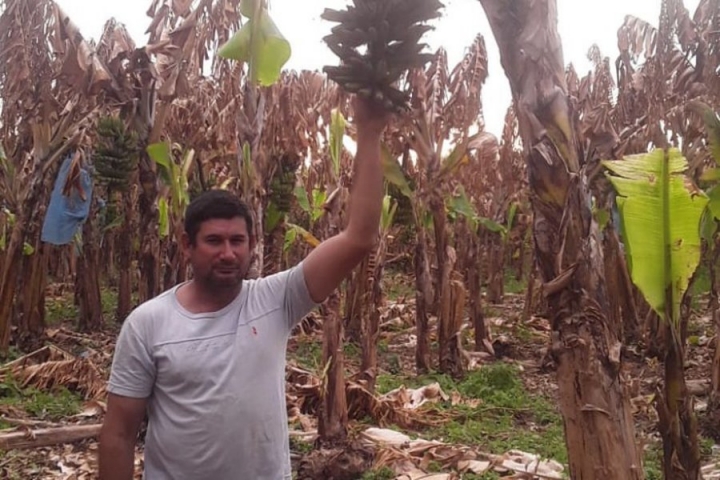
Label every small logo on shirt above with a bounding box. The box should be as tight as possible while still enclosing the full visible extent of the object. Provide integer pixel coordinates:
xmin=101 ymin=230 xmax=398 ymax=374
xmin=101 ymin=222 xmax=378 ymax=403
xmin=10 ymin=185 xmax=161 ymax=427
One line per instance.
xmin=252 ymin=326 xmax=257 ymax=336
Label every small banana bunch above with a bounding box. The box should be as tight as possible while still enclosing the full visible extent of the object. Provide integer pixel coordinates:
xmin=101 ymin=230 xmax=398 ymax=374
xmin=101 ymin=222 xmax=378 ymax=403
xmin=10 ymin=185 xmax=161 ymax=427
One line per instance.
xmin=92 ymin=116 xmax=138 ymax=191
xmin=321 ymin=0 xmax=444 ymax=114
xmin=269 ymin=154 xmax=299 ymax=214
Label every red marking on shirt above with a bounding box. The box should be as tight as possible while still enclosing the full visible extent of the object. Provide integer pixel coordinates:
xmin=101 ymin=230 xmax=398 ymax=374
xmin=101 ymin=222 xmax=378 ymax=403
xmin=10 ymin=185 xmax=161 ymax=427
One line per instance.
xmin=252 ymin=326 xmax=257 ymax=336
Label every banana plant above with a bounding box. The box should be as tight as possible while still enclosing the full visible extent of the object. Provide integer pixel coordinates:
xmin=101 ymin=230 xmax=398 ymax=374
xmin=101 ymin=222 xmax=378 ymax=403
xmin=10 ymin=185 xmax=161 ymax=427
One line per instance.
xmin=147 ymin=141 xmax=194 ymax=238
xmin=447 ymin=186 xmax=518 ymax=304
xmin=284 ymin=108 xmax=346 ymax=253
xmin=689 ymin=102 xmax=720 ymax=272
xmin=603 ymin=147 xmax=707 ymax=479
xmin=446 ymin=186 xmax=517 ymax=239
xmin=0 ymin=208 xmax=34 ymax=256
xmin=147 ymin=141 xmax=195 ymax=287
xmin=688 ymin=101 xmax=720 ymax=442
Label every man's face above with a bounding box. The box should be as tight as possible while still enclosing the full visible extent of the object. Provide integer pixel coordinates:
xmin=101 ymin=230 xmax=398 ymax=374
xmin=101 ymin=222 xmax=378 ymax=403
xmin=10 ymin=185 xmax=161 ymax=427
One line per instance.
xmin=183 ymin=217 xmax=253 ymax=288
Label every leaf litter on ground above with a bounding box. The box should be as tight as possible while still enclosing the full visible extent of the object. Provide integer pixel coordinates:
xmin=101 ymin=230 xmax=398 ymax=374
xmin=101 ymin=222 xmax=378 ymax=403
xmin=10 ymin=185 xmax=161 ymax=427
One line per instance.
xmin=3 ymin=294 xmax=720 ymax=478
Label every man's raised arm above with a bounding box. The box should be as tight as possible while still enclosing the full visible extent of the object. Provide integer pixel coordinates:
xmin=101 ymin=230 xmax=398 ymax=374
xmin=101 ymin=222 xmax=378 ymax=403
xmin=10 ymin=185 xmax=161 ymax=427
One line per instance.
xmin=301 ymin=97 xmax=390 ymax=303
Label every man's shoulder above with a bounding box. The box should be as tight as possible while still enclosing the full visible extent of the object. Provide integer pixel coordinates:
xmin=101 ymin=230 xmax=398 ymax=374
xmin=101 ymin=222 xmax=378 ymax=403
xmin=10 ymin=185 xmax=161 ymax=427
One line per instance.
xmin=122 ymin=287 xmax=178 ymax=332
xmin=241 ymin=264 xmax=304 ymax=308
xmin=246 ymin=263 xmax=294 ymax=285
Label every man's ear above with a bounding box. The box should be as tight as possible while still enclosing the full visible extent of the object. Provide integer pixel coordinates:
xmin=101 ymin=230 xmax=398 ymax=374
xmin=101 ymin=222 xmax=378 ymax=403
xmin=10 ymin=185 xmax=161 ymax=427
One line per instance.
xmin=181 ymin=231 xmax=192 ymax=257
xmin=249 ymin=234 xmax=257 ymax=251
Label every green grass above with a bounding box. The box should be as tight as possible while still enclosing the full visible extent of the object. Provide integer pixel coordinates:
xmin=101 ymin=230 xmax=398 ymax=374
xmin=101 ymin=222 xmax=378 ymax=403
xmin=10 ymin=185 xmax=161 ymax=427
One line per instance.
xmin=289 ymin=435 xmax=314 ymax=455
xmin=343 ymin=341 xmax=361 ymax=360
xmin=292 ymin=336 xmax=323 ymax=372
xmin=0 ymin=376 xmax=82 ymax=428
xmin=43 ymin=285 xmax=132 ymax=327
xmin=503 ymin=271 xmax=526 ymax=295
xmin=361 ymin=466 xmax=396 ymax=480
xmin=376 ymin=362 xmax=567 ymax=465
xmin=643 ymin=444 xmax=663 ymax=480
xmin=0 ymin=346 xmax=24 ymax=363
xmin=383 ymin=271 xmax=414 ymax=301
xmin=45 ymin=294 xmax=78 ymax=326
xmin=462 ymin=474 xmax=501 ymax=480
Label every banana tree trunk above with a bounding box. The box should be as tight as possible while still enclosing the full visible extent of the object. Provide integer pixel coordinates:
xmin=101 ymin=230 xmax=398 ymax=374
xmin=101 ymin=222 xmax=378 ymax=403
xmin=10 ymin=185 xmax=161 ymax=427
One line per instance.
xmin=431 ymin=196 xmax=465 ymax=376
xmin=603 ymin=225 xmax=640 ymax=344
xmin=0 ymin=221 xmax=25 ymax=351
xmin=486 ymin=235 xmax=505 ymax=304
xmin=414 ymin=224 xmax=433 ymax=374
xmin=344 ymin=256 xmax=369 ymax=344
xmin=18 ymin=237 xmax=48 ymax=342
xmin=0 ymin=155 xmax=61 ymax=351
xmin=317 ymin=186 xmax=348 ymax=445
xmin=657 ymin=327 xmax=701 ymax=480
xmin=478 ymin=1 xmax=643 ymax=478
xmin=360 ymin=235 xmax=390 ymax=393
xmin=317 ymin=290 xmax=347 ymax=445
xmin=76 ymin=207 xmax=104 ymax=332
xmin=709 ymin=238 xmax=719 ymax=311
xmin=116 ymin=190 xmax=134 ymax=322
xmin=467 ymin=233 xmax=490 ymax=352
xmin=131 ymin=68 xmax=169 ymax=303
xmin=438 ymin=254 xmax=466 ymax=378
xmin=430 ymin=195 xmax=447 ymax=316
xmin=708 ymin=237 xmax=720 ymax=431
xmin=708 ymin=306 xmax=720 ymax=441
xmin=262 ymin=219 xmax=286 ymax=276
xmin=137 ymin=165 xmax=161 ymax=301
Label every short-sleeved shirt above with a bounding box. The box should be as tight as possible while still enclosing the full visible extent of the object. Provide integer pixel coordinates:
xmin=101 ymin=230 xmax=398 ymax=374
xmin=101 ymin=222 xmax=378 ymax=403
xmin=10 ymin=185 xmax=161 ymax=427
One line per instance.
xmin=107 ymin=263 xmax=318 ymax=480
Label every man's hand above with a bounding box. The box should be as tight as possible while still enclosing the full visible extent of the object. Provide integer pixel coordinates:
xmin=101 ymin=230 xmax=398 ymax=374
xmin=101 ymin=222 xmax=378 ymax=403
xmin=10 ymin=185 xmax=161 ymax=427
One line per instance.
xmin=352 ymin=96 xmax=391 ymax=139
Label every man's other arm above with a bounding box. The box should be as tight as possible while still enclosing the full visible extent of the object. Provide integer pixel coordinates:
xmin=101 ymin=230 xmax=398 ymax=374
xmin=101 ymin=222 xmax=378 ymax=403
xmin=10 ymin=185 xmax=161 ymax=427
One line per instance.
xmin=98 ymin=394 xmax=147 ymax=480
xmin=99 ymin=312 xmax=156 ymax=480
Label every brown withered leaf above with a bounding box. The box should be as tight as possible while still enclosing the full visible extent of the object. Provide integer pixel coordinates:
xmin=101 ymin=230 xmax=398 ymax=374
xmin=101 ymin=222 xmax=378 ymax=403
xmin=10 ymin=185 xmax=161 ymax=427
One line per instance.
xmin=2 ymin=345 xmax=107 ymax=401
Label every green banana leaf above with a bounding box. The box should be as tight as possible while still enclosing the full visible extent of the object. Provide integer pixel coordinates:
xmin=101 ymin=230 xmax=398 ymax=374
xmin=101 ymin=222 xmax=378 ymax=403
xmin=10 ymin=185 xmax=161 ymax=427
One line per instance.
xmin=294 ymin=185 xmax=311 ymax=215
xmin=707 ymin=185 xmax=720 ymax=221
xmin=700 ymin=167 xmax=720 ymax=183
xmin=329 ymin=109 xmax=345 ymax=179
xmin=603 ymin=148 xmax=708 ymax=330
xmin=447 ymin=186 xmax=478 ymax=229
xmin=311 ymin=189 xmax=327 ymax=222
xmin=218 ymin=8 xmax=290 ymax=86
xmin=147 ymin=142 xmax=173 ymax=185
xmin=381 ymin=144 xmax=413 ymax=199
xmin=507 ymin=202 xmax=518 ymax=230
xmin=147 ymin=142 xmax=191 ymax=214
xmin=477 ymin=217 xmax=506 ymax=235
xmin=285 ymin=222 xmax=320 ymax=248
xmin=240 ymin=0 xmax=259 ymax=17
xmin=701 ymin=208 xmax=718 ymax=244
xmin=689 ymin=100 xmax=720 ymax=165
xmin=264 ymin=201 xmax=284 ymax=232
xmin=381 ymin=195 xmax=397 ymax=232
xmin=158 ymin=197 xmax=170 ymax=238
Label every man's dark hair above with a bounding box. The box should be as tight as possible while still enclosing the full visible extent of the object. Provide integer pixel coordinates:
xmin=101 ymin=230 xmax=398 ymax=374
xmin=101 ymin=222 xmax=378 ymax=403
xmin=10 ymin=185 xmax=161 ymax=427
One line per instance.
xmin=184 ymin=189 xmax=253 ymax=244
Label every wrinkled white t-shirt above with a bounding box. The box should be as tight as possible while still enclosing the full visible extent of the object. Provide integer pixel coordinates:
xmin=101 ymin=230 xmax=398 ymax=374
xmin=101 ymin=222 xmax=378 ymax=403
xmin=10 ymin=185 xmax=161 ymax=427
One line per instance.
xmin=107 ymin=263 xmax=318 ymax=480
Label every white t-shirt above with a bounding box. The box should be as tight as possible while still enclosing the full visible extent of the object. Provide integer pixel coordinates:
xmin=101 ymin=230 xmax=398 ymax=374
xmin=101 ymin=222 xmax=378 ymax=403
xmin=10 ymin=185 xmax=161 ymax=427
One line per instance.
xmin=107 ymin=262 xmax=318 ymax=480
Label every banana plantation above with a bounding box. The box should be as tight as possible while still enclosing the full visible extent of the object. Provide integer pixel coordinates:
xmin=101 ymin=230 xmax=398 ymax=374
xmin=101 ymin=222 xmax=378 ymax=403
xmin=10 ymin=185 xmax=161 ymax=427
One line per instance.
xmin=1 ymin=0 xmax=720 ymax=478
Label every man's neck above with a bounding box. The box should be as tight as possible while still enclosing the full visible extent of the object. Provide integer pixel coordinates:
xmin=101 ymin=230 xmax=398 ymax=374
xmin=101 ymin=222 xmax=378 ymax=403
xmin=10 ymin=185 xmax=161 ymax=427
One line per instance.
xmin=177 ymin=280 xmax=242 ymax=314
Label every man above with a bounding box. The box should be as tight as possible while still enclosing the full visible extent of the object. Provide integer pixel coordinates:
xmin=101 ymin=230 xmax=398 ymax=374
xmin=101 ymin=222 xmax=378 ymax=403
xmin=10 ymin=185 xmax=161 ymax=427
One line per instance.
xmin=98 ymin=96 xmax=389 ymax=480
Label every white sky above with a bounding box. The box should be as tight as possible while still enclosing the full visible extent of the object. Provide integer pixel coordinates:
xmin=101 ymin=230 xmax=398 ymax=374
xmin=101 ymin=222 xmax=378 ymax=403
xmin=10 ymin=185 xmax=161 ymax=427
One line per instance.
xmin=54 ymin=0 xmax=699 ymax=137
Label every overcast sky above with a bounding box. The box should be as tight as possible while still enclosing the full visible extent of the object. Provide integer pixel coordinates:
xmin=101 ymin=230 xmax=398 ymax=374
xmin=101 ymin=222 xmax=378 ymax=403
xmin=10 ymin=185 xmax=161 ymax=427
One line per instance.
xmin=54 ymin=0 xmax=698 ymax=137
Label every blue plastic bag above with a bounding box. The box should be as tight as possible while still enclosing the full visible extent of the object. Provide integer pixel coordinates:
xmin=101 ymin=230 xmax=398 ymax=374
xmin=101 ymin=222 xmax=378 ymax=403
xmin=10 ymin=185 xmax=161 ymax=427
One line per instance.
xmin=41 ymin=153 xmax=93 ymax=245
